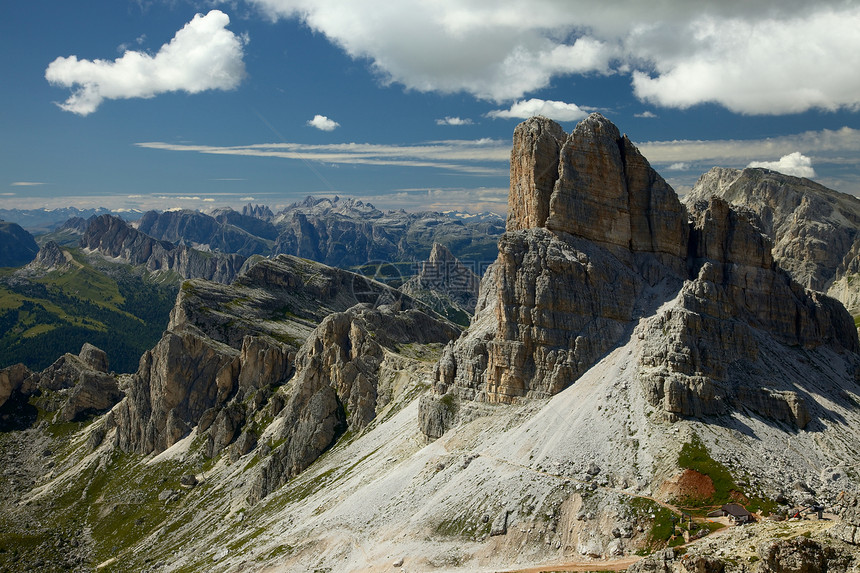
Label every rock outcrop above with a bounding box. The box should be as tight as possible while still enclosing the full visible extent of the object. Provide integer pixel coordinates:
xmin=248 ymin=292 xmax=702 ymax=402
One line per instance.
xmin=638 ymin=197 xmax=857 ymax=425
xmin=111 ymin=254 xmax=458 ymax=459
xmin=831 ymin=494 xmax=860 ymax=545
xmin=685 ymin=167 xmax=860 ymax=315
xmin=421 ymin=114 xmax=858 ymax=437
xmin=113 ymin=330 xmax=241 ymax=454
xmin=626 ymin=539 xmax=857 ymax=573
xmin=1 ymin=344 xmax=119 ymax=420
xmin=250 ymin=304 xmax=458 ymax=502
xmin=25 ymin=240 xmax=73 ymax=272
xmin=81 ymin=214 xmax=246 ymax=284
xmin=27 ymin=343 xmax=122 ymax=422
xmin=0 ymin=363 xmax=33 ymax=410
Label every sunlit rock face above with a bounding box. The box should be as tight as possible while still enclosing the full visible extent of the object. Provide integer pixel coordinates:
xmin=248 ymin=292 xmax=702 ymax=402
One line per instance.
xmin=422 ymin=114 xmax=858 ymax=435
xmin=686 ymin=165 xmax=860 ymax=316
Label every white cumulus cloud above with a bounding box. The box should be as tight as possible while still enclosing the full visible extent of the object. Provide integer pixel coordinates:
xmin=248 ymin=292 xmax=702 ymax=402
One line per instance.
xmin=307 ymin=115 xmax=340 ymax=131
xmin=45 ymin=10 xmax=246 ymax=115
xmin=247 ymin=0 xmax=860 ymax=114
xmin=666 ymin=162 xmax=690 ymax=171
xmin=747 ymin=152 xmax=816 ymax=178
xmin=436 ymin=117 xmax=474 ymax=126
xmin=487 ymin=98 xmax=589 ymax=121
xmin=630 ymin=9 xmax=860 ymax=114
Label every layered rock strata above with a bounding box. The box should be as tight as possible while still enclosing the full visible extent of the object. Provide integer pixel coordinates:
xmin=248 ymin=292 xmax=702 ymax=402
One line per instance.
xmin=422 ymin=114 xmax=858 ymax=436
xmin=686 ymin=166 xmax=860 ymax=315
xmin=110 ymin=254 xmax=457 ymax=461
xmin=81 ymin=214 xmax=247 ymax=284
xmin=250 ymin=304 xmax=458 ymax=502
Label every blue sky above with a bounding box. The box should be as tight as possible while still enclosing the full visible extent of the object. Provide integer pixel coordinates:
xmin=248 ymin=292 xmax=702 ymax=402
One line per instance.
xmin=3 ymin=0 xmax=860 ymax=214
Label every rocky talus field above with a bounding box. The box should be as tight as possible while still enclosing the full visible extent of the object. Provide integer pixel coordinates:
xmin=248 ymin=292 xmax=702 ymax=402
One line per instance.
xmin=1 ymin=114 xmax=859 ymax=573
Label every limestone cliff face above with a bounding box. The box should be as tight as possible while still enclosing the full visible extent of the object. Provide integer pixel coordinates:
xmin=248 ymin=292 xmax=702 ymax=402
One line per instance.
xmin=483 ymin=228 xmax=641 ymax=401
xmin=421 ymin=114 xmax=859 ymax=436
xmin=638 ymin=197 xmax=857 ymax=427
xmin=111 ymin=329 xmax=296 ymax=456
xmin=111 ymin=254 xmax=456 ymax=459
xmin=545 ymin=116 xmax=688 ymax=272
xmin=686 ymin=166 xmax=860 ymax=315
xmin=507 ymin=118 xmax=567 ymax=231
xmin=2 ymin=343 xmax=123 ymax=422
xmin=432 ymin=114 xmax=689 ymax=406
xmin=113 ymin=331 xmax=240 ymax=454
xmin=250 ymin=305 xmax=458 ymax=502
xmin=81 ymin=214 xmax=246 ymax=284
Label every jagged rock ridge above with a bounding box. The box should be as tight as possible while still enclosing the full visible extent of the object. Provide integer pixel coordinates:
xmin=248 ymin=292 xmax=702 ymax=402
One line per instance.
xmin=109 ymin=254 xmax=459 ymax=479
xmin=685 ymin=166 xmax=860 ymax=315
xmin=81 ymin=214 xmax=248 ymax=284
xmin=423 ymin=114 xmax=857 ymax=435
xmin=250 ymin=304 xmax=459 ymax=502
xmin=136 ymin=209 xmax=277 ymax=256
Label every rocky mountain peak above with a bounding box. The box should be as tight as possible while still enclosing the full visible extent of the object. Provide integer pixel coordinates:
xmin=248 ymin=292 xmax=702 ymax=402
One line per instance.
xmin=424 ymin=113 xmax=858 ymax=430
xmin=427 ymin=242 xmax=455 ymax=264
xmin=24 ymin=240 xmax=72 ymax=272
xmin=686 ymin=166 xmax=860 ymax=315
xmin=400 ymin=242 xmax=481 ymax=320
xmin=507 ymin=116 xmax=567 ymax=232
xmin=241 ymin=203 xmax=274 ymax=220
xmin=507 ymin=114 xmax=688 ymax=271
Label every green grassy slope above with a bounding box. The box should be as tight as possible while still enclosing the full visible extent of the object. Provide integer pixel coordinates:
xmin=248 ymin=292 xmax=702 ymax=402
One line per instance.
xmin=0 ymin=249 xmax=177 ymax=373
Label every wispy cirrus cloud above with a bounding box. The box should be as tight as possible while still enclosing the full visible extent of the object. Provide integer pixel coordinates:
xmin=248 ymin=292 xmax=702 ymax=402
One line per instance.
xmin=136 ymin=138 xmax=510 ymax=175
xmin=11 ymin=181 xmax=47 ymax=186
xmin=638 ymin=126 xmax=860 ymax=165
xmin=346 ymin=187 xmax=509 ymax=214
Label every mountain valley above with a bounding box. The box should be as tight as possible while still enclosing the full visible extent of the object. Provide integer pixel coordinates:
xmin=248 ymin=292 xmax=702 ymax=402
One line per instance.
xmin=1 ymin=115 xmax=859 ymax=573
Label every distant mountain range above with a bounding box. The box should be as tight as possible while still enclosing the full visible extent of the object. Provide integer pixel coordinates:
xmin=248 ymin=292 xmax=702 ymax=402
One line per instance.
xmin=31 ymin=197 xmax=504 ymax=284
xmin=1 ymin=115 xmax=860 ymax=573
xmin=0 ymin=207 xmax=144 ymax=233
